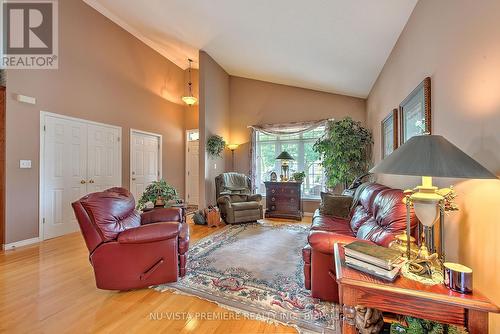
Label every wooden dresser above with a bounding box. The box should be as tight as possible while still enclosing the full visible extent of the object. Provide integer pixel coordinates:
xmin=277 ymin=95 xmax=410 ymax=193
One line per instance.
xmin=264 ymin=181 xmax=302 ymax=221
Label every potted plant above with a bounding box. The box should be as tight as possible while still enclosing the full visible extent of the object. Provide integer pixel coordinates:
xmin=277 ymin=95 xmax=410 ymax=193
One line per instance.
xmin=136 ymin=179 xmax=178 ymax=210
xmin=313 ymin=117 xmax=373 ymax=190
xmin=292 ymin=171 xmax=306 ymax=183
xmin=206 ymin=135 xmax=226 ymax=158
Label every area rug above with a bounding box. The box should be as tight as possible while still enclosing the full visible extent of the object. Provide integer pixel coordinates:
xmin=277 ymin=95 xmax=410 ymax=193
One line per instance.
xmin=154 ymin=223 xmax=340 ymax=333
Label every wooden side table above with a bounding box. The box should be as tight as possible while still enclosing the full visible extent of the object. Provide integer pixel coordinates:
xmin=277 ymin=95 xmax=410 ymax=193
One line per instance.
xmin=264 ymin=181 xmax=302 ymax=220
xmin=333 ymin=243 xmax=499 ymax=334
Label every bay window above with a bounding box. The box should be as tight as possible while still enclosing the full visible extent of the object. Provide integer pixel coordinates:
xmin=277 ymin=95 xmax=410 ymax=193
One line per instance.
xmin=254 ymin=126 xmax=325 ymax=199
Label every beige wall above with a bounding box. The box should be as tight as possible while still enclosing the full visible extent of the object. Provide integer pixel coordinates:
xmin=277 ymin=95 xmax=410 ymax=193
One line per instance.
xmin=198 ymin=51 xmax=230 ymax=207
xmin=367 ymin=0 xmax=500 ymax=330
xmin=5 ymin=0 xmax=186 ymax=243
xmin=228 ymin=76 xmax=366 ymax=213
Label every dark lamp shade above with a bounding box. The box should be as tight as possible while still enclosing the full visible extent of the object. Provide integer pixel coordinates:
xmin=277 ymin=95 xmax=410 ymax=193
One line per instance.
xmin=276 ymin=151 xmax=294 ymax=161
xmin=370 ymin=135 xmax=497 ymax=179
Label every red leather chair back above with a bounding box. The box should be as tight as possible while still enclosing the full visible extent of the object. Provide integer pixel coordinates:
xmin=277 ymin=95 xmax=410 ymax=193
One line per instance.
xmin=349 ymin=183 xmax=388 ymax=234
xmin=356 ymin=188 xmax=417 ymax=246
xmin=72 ymin=187 xmax=141 ymax=252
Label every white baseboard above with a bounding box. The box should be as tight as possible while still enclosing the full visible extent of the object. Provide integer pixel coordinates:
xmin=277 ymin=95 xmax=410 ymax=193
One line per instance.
xmin=2 ymin=237 xmax=40 ymax=251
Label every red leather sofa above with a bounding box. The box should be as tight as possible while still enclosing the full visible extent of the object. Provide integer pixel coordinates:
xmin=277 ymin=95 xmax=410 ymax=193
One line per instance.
xmin=72 ymin=187 xmax=189 ymax=290
xmin=302 ymin=183 xmax=417 ymax=302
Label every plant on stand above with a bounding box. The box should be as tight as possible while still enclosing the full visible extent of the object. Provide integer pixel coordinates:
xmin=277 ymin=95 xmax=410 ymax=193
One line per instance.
xmin=136 ymin=179 xmax=178 ymax=210
xmin=313 ymin=117 xmax=373 ymax=190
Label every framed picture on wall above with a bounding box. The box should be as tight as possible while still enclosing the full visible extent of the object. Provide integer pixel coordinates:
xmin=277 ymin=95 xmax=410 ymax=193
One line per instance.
xmin=399 ymin=77 xmax=431 ymax=145
xmin=381 ymin=109 xmax=398 ymax=159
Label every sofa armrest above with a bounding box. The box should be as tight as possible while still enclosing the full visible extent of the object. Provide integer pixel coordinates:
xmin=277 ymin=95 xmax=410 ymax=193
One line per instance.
xmin=118 ymin=222 xmax=180 ymax=244
xmin=141 ymin=208 xmax=182 ymax=225
xmin=248 ymin=194 xmax=262 ymax=202
xmin=307 ymin=231 xmax=358 ymax=255
xmin=217 ymin=195 xmax=232 ymax=208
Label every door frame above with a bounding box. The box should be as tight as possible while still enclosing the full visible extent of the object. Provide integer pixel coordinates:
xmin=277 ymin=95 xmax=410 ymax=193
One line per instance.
xmin=129 ymin=129 xmax=162 ymax=193
xmin=0 ymin=86 xmax=4 ymax=247
xmin=39 ymin=111 xmax=122 ymax=241
xmin=185 ymin=129 xmax=199 ymax=205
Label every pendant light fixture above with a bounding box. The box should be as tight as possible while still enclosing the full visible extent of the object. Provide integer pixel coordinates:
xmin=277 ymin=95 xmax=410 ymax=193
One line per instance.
xmin=182 ymin=59 xmax=197 ymax=106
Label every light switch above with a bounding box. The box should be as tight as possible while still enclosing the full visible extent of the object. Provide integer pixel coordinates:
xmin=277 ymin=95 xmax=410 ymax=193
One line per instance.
xmin=20 ymin=160 xmax=32 ymax=169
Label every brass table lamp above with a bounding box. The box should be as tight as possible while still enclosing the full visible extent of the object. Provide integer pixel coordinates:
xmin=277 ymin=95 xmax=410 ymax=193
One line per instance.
xmin=276 ymin=151 xmax=294 ymax=181
xmin=370 ymin=134 xmax=497 ymax=264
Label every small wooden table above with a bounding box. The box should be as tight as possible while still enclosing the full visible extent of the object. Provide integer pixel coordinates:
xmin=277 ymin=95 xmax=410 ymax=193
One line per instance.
xmin=333 ymin=243 xmax=499 ymax=334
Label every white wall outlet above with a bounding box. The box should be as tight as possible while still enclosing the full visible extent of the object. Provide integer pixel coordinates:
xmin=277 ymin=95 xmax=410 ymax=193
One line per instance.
xmin=214 ymin=163 xmax=217 ymax=170
xmin=20 ymin=160 xmax=32 ymax=169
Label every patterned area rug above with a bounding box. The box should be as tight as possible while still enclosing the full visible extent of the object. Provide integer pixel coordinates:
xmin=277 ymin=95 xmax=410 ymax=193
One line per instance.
xmin=155 ymin=223 xmax=339 ymax=333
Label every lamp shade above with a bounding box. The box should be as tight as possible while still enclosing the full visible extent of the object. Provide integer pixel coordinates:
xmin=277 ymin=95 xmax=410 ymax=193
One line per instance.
xmin=370 ymin=135 xmax=497 ymax=179
xmin=276 ymin=151 xmax=294 ymax=161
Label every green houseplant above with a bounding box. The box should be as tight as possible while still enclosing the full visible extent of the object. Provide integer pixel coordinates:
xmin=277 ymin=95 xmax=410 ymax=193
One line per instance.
xmin=292 ymin=171 xmax=306 ymax=183
xmin=206 ymin=135 xmax=226 ymax=158
xmin=136 ymin=179 xmax=178 ymax=210
xmin=313 ymin=117 xmax=373 ymax=189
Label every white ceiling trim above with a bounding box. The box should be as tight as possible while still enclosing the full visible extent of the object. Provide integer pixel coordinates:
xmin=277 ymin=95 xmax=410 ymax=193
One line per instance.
xmin=83 ymin=0 xmax=194 ymax=70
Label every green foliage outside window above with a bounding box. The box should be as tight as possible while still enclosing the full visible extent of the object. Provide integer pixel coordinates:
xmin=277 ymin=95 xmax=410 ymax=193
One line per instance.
xmin=313 ymin=117 xmax=373 ymax=189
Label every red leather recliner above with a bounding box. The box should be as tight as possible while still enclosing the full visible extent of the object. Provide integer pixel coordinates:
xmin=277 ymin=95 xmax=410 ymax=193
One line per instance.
xmin=303 ymin=183 xmax=417 ymax=302
xmin=72 ymin=187 xmax=189 ymax=290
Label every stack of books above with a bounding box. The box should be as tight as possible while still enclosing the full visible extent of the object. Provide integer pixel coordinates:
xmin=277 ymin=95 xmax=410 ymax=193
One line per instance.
xmin=344 ymin=241 xmax=405 ymax=282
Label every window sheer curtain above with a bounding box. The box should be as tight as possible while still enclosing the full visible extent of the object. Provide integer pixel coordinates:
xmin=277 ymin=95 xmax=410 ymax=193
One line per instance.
xmin=248 ymin=119 xmax=331 ymax=191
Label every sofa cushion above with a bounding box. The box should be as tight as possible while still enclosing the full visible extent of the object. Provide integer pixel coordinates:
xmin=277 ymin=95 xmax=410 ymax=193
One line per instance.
xmin=349 ymin=183 xmax=388 ymax=233
xmin=311 ymin=213 xmax=353 ymax=235
xmin=319 ymin=193 xmax=352 ymax=218
xmin=232 ymin=201 xmax=260 ymax=211
xmin=356 ymin=188 xmax=415 ymax=246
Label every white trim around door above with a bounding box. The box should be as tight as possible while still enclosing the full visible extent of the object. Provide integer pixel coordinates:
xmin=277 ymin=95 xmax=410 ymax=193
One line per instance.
xmin=129 ymin=129 xmax=162 ymax=201
xmin=185 ymin=129 xmax=199 ymax=206
xmin=39 ymin=111 xmax=122 ymax=241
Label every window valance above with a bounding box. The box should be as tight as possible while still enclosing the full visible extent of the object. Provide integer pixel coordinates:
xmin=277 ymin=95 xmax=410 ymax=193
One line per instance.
xmin=247 ymin=119 xmax=332 ymax=136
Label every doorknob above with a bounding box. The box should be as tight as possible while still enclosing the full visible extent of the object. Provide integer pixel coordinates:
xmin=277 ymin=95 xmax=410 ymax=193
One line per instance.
xmin=80 ymin=180 xmax=86 ymax=184
xmin=89 ymin=179 xmax=95 ymax=184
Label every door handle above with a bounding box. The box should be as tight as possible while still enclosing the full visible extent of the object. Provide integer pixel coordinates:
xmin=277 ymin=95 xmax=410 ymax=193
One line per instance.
xmin=132 ymin=178 xmax=136 ymax=181
xmin=80 ymin=180 xmax=86 ymax=184
xmin=89 ymin=179 xmax=95 ymax=184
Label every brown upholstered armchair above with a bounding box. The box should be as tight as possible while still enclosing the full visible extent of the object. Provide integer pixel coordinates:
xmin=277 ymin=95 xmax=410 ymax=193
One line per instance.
xmin=215 ymin=173 xmax=263 ymax=224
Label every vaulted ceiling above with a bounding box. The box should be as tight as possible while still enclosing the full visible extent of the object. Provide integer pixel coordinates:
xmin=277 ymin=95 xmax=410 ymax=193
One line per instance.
xmin=84 ymin=0 xmax=417 ymax=98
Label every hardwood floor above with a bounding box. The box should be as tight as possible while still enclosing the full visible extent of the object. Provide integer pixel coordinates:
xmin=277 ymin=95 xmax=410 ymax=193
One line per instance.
xmin=0 ymin=217 xmax=311 ymax=333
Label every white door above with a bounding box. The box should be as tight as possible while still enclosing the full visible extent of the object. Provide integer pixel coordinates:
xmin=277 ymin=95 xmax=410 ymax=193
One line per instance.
xmin=87 ymin=124 xmax=121 ymax=193
xmin=43 ymin=116 xmax=89 ymax=239
xmin=130 ymin=131 xmax=161 ymax=201
xmin=42 ymin=113 xmax=122 ymax=240
xmin=186 ymin=131 xmax=199 ymax=206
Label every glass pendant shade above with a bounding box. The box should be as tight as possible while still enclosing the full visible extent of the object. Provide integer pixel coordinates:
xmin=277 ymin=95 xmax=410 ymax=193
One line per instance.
xmin=182 ymin=95 xmax=197 ymax=105
xmin=182 ymin=59 xmax=197 ymax=106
